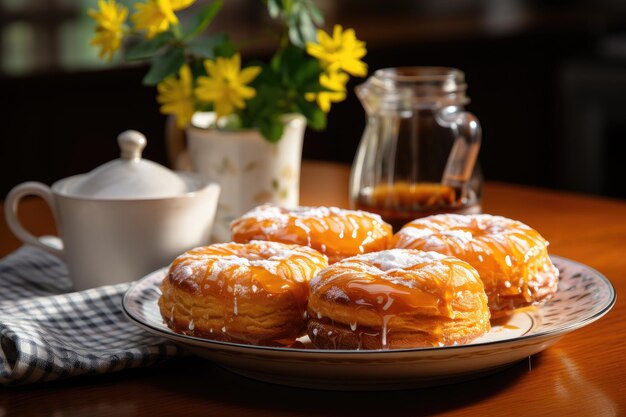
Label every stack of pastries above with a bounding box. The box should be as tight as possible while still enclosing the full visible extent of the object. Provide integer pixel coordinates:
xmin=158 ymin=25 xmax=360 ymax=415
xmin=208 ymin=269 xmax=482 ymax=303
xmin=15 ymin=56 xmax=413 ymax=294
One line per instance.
xmin=159 ymin=205 xmax=559 ymax=349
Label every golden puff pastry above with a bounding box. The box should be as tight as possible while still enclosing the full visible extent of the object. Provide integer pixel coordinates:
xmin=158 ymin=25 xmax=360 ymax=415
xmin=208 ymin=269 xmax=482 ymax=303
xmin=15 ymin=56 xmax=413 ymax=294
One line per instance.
xmin=307 ymin=249 xmax=490 ymax=350
xmin=159 ymin=240 xmax=328 ymax=345
xmin=230 ymin=204 xmax=393 ymax=264
xmin=393 ymin=214 xmax=559 ymax=317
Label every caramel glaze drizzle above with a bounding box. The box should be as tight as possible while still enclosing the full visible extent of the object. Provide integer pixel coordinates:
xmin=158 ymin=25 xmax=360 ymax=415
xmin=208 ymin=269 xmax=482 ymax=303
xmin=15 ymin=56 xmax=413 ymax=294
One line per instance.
xmin=231 ymin=205 xmax=393 ymax=262
xmin=164 ymin=242 xmax=327 ymax=344
xmin=307 ymin=253 xmax=486 ymax=349
xmin=393 ymin=215 xmax=559 ymax=313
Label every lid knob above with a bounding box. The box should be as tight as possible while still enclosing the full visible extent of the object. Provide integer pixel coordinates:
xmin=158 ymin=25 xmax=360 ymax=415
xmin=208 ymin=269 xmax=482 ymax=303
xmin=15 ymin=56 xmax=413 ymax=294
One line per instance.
xmin=118 ymin=130 xmax=147 ymax=160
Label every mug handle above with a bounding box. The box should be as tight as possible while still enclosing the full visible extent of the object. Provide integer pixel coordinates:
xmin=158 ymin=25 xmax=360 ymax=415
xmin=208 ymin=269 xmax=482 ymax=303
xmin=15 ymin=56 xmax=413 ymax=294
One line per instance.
xmin=4 ymin=181 xmax=65 ymax=259
xmin=437 ymin=107 xmax=482 ymax=201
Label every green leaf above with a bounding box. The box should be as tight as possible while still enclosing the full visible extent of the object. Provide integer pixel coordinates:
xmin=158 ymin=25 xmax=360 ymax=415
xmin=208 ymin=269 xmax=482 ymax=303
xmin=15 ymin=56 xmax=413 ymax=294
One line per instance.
xmin=307 ymin=106 xmax=326 ymax=130
xmin=284 ymin=3 xmax=317 ymax=47
xmin=214 ymin=40 xmax=236 ymax=58
xmin=267 ymin=0 xmax=281 ymax=18
xmin=283 ymin=0 xmax=294 ymax=14
xmin=298 ymin=10 xmax=316 ymax=44
xmin=270 ymin=52 xmax=281 ymax=73
xmin=196 ymin=102 xmax=213 ymax=112
xmin=125 ymin=32 xmax=173 ymax=61
xmin=288 ymin=22 xmax=304 ymax=48
xmin=277 ymin=46 xmax=321 ymax=89
xmin=301 ymin=81 xmax=331 ymax=93
xmin=190 ymin=58 xmax=207 ymax=78
xmin=220 ymin=114 xmax=242 ymax=129
xmin=279 ymin=45 xmax=304 ymax=82
xmin=251 ymin=63 xmax=279 ymax=85
xmin=292 ymin=58 xmax=321 ymax=88
xmin=186 ymin=33 xmax=227 ymax=59
xmin=304 ymin=0 xmax=324 ymax=25
xmin=142 ymin=47 xmax=185 ymax=86
xmin=295 ymin=96 xmax=326 ymax=130
xmin=185 ymin=0 xmax=223 ymax=38
xmin=266 ymin=0 xmax=323 ymax=47
xmin=170 ymin=24 xmax=183 ymax=40
xmin=260 ymin=118 xmax=285 ymax=143
xmin=244 ymin=84 xmax=284 ymax=119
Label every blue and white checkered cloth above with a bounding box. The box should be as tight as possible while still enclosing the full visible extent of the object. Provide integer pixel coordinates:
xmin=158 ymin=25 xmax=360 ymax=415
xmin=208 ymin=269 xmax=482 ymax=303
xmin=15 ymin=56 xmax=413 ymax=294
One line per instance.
xmin=0 ymin=244 xmax=181 ymax=385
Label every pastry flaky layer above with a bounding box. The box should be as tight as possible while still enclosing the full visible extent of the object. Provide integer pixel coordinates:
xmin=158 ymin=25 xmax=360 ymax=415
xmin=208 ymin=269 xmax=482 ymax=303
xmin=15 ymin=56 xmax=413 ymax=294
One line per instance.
xmin=230 ymin=204 xmax=393 ymax=264
xmin=158 ymin=240 xmax=328 ymax=345
xmin=393 ymin=214 xmax=560 ymax=317
xmin=306 ymin=249 xmax=491 ymax=350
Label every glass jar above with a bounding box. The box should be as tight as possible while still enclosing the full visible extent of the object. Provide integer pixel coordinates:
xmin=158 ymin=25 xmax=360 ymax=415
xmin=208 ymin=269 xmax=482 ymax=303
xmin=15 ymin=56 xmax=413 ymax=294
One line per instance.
xmin=350 ymin=67 xmax=483 ymax=231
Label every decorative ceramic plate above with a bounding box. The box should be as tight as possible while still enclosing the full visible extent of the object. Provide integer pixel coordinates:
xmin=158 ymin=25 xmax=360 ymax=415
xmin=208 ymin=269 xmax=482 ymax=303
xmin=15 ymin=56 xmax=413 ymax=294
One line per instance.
xmin=122 ymin=256 xmax=616 ymax=390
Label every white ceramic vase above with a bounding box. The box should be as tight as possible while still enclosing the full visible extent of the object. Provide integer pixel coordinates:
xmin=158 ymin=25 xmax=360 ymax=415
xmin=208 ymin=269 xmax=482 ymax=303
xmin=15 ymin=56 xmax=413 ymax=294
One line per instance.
xmin=186 ymin=114 xmax=306 ymax=242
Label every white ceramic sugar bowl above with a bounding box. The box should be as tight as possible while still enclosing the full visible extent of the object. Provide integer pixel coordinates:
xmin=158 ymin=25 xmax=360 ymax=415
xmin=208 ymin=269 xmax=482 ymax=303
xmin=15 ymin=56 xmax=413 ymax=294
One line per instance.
xmin=5 ymin=130 xmax=220 ymax=290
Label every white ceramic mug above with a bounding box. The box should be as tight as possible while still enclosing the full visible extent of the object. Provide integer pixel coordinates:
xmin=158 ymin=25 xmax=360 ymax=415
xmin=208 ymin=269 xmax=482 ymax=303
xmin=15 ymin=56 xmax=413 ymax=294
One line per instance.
xmin=5 ymin=176 xmax=220 ymax=290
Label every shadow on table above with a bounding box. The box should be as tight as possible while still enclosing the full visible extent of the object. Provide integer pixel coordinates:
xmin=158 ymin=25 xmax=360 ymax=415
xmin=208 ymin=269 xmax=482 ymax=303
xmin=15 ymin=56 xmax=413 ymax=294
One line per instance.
xmin=0 ymin=353 xmax=539 ymax=417
xmin=151 ymin=354 xmax=538 ymax=416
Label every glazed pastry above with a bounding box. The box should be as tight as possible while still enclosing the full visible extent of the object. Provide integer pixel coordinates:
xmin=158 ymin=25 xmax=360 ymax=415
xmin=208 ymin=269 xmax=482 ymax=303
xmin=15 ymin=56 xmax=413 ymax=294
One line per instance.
xmin=307 ymin=249 xmax=490 ymax=350
xmin=159 ymin=240 xmax=328 ymax=344
xmin=393 ymin=214 xmax=559 ymax=317
xmin=230 ymin=204 xmax=392 ymax=264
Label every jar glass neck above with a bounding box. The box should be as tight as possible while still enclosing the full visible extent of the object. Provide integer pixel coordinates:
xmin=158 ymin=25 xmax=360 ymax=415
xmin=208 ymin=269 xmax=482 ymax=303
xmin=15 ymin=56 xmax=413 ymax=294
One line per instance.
xmin=357 ymin=67 xmax=469 ymax=113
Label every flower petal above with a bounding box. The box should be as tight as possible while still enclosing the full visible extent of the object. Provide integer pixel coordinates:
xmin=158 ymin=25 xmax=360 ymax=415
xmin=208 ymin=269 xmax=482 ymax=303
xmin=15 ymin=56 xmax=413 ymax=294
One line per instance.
xmin=238 ymin=66 xmax=261 ymax=84
xmin=170 ymin=0 xmax=194 ymax=11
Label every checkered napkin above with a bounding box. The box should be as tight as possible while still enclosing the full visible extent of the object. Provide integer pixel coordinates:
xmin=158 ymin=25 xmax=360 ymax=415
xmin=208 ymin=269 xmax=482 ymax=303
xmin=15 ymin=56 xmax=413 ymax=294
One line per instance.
xmin=0 ymin=244 xmax=182 ymax=386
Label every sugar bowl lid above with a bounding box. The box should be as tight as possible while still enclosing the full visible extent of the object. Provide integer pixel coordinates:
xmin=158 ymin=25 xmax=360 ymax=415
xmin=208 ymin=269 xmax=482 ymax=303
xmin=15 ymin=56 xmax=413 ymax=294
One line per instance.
xmin=67 ymin=130 xmax=190 ymax=199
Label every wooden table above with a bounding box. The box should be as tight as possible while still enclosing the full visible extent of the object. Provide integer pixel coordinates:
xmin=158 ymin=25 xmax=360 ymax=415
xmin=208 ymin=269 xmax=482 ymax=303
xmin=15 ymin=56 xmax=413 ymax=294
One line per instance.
xmin=1 ymin=161 xmax=625 ymax=416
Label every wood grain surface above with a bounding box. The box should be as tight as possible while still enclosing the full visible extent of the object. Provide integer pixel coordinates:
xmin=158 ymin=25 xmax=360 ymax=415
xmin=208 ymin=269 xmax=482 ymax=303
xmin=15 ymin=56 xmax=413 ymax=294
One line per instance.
xmin=1 ymin=161 xmax=624 ymax=417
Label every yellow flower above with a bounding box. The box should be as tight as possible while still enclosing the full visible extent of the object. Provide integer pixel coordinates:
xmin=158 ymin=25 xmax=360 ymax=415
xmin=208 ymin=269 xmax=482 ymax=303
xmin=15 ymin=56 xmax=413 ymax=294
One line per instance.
xmin=157 ymin=65 xmax=195 ymax=128
xmin=88 ymin=0 xmax=128 ymax=61
xmin=306 ymin=70 xmax=348 ymax=113
xmin=306 ymin=25 xmax=367 ymax=77
xmin=195 ymin=54 xmax=261 ymax=117
xmin=132 ymin=0 xmax=194 ymax=39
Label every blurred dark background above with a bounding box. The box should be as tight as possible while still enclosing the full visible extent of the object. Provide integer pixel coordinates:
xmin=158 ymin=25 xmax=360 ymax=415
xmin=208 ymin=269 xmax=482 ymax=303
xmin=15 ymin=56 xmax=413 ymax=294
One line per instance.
xmin=1 ymin=0 xmax=626 ymax=199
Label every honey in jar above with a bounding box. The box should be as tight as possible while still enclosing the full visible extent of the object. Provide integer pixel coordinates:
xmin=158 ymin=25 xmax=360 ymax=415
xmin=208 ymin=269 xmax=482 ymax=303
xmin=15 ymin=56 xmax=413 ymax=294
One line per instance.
xmin=355 ymin=182 xmax=480 ymax=231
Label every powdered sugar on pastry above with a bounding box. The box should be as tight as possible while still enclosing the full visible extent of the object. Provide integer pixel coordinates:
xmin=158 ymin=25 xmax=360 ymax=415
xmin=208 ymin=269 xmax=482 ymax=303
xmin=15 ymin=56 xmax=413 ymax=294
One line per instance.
xmin=231 ymin=204 xmax=393 ymax=264
xmin=160 ymin=240 xmax=328 ymax=345
xmin=306 ymin=248 xmax=490 ymax=350
xmin=393 ymin=213 xmax=559 ymax=317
